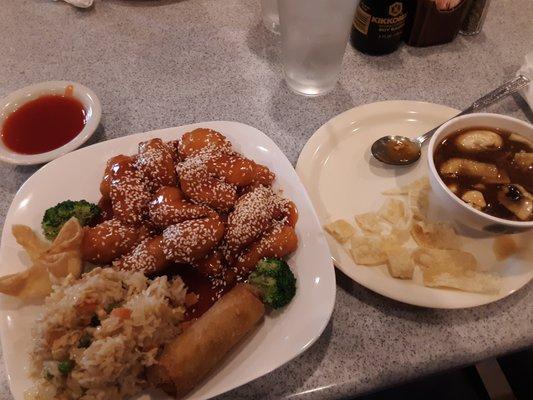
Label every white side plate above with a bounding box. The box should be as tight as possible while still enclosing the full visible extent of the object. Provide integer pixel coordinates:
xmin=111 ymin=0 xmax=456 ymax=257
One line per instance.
xmin=296 ymin=101 xmax=533 ymax=309
xmin=0 ymin=121 xmax=336 ymax=400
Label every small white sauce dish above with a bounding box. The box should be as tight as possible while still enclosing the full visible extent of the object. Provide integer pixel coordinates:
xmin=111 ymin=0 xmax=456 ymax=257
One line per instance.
xmin=428 ymin=113 xmax=533 ymax=233
xmin=0 ymin=80 xmax=102 ymax=165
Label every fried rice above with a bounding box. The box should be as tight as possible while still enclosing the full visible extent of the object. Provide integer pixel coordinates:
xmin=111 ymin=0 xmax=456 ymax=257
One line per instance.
xmin=25 ymin=267 xmax=186 ymax=400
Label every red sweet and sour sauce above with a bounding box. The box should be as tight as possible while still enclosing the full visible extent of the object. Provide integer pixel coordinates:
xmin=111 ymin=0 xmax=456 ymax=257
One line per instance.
xmin=1 ymin=94 xmax=86 ymax=154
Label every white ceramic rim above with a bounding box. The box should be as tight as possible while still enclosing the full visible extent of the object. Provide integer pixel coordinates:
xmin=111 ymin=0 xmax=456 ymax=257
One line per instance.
xmin=428 ymin=113 xmax=533 ymax=229
xmin=0 ymin=80 xmax=102 ymax=165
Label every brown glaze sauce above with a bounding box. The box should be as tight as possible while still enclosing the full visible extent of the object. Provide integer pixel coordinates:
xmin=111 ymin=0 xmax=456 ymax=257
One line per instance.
xmin=434 ymin=127 xmax=532 ymax=221
xmin=96 ymin=197 xmax=114 ymax=224
xmin=1 ymin=94 xmax=86 ymax=154
xmin=96 ymin=195 xmax=237 ymax=320
xmin=166 ymin=264 xmax=235 ymax=321
xmin=383 ymin=137 xmax=420 ymax=164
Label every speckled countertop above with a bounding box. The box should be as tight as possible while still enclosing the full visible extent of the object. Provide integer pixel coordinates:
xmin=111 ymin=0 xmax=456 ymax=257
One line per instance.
xmin=0 ymin=0 xmax=532 ymax=399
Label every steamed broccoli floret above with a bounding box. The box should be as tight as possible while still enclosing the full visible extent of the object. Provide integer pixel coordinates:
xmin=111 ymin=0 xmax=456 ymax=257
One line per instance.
xmin=248 ymin=258 xmax=296 ymax=309
xmin=42 ymin=200 xmax=100 ymax=240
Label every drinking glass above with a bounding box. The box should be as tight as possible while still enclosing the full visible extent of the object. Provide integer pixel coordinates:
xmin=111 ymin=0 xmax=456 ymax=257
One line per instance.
xmin=278 ymin=0 xmax=357 ymax=96
xmin=261 ymin=0 xmax=280 ymax=34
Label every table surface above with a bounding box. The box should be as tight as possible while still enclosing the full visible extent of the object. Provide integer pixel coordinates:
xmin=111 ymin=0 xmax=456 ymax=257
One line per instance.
xmin=1 ymin=0 xmax=532 ymax=399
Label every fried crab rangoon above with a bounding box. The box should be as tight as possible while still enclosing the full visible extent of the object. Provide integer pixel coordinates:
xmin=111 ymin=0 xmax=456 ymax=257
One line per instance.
xmin=0 ymin=218 xmax=84 ymax=299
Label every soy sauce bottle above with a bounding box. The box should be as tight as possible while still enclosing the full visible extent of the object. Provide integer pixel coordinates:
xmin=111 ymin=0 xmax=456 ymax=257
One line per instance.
xmin=350 ymin=0 xmax=408 ymax=55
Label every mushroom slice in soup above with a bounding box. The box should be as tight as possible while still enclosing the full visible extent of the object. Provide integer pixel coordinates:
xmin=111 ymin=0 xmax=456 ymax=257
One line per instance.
xmin=509 ymin=133 xmax=533 ymax=148
xmin=455 ymin=130 xmax=503 ymax=153
xmin=447 ymin=183 xmax=459 ymax=194
xmin=513 ymin=153 xmax=533 ymax=172
xmin=497 ymin=184 xmax=533 ymax=221
xmin=461 ymin=190 xmax=486 ymax=211
xmin=439 ymin=158 xmax=510 ymax=184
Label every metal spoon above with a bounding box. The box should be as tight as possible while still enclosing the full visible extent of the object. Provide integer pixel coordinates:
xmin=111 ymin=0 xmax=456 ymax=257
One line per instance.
xmin=371 ymin=75 xmax=531 ymax=166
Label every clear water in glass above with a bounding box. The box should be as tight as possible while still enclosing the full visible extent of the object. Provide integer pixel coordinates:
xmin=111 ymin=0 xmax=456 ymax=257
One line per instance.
xmin=261 ymin=0 xmax=280 ymax=34
xmin=278 ymin=0 xmax=357 ymax=96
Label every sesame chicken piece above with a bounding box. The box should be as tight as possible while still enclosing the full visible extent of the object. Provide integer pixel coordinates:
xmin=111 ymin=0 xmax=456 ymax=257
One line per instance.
xmin=81 ymin=219 xmax=150 ymax=264
xmin=149 ymin=186 xmax=213 ymax=228
xmin=136 ymin=138 xmax=177 ymax=189
xmin=234 ymin=223 xmax=298 ymax=275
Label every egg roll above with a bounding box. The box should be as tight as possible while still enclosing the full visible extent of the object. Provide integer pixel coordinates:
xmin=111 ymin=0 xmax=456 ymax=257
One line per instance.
xmin=148 ymin=283 xmax=265 ymax=398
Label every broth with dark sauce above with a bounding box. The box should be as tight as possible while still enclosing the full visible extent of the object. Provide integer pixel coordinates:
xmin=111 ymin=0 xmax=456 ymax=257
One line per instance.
xmin=434 ymin=127 xmax=533 ymax=222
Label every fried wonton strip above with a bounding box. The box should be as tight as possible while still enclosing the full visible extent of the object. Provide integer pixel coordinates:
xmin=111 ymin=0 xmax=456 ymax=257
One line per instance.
xmin=324 ymin=219 xmax=355 ymax=243
xmin=411 ymin=221 xmax=460 ymax=250
xmin=492 ymin=235 xmax=519 ymax=261
xmin=411 ymin=247 xmax=499 ymax=293
xmin=350 ymin=235 xmax=387 ymax=266
xmin=381 ymin=178 xmax=429 ymax=195
xmin=412 ymin=248 xmax=477 ymax=276
xmin=378 ymin=198 xmax=409 ymax=226
xmin=423 ymin=271 xmax=500 ymax=295
xmin=354 ymin=212 xmax=386 ymax=235
xmin=408 ymin=186 xmax=430 ymax=221
xmin=384 ymin=246 xmax=414 ymax=279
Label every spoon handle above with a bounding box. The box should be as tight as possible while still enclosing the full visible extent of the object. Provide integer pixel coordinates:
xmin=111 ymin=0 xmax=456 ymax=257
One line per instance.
xmin=416 ymin=75 xmax=530 ymax=145
xmin=468 ymin=74 xmax=530 ymax=112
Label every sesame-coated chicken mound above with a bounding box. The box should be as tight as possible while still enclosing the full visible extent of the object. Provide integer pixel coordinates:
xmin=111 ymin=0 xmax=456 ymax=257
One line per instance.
xmin=81 ymin=128 xmax=298 ymax=296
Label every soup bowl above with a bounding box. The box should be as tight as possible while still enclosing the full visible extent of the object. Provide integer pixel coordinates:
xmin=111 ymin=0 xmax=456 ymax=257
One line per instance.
xmin=428 ymin=113 xmax=533 ymax=233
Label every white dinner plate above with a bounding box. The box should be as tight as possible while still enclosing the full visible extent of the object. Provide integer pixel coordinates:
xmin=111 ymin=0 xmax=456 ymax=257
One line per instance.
xmin=296 ymin=101 xmax=533 ymax=309
xmin=0 ymin=121 xmax=336 ymax=400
